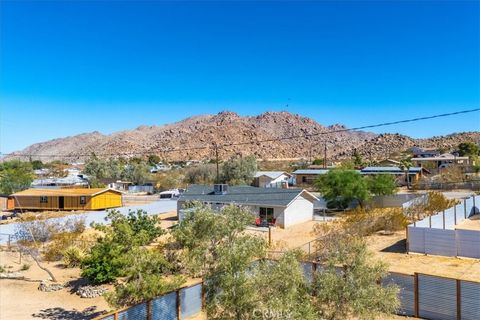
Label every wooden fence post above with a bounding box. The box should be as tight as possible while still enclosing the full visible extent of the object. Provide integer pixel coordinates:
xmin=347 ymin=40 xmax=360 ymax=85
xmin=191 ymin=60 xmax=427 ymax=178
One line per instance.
xmin=201 ymin=281 xmax=206 ymax=309
xmin=414 ymin=273 xmax=419 ymax=318
xmin=443 ymin=210 xmax=446 ymax=229
xmin=147 ymin=300 xmax=152 ymax=320
xmin=113 ymin=312 xmax=118 ymax=320
xmin=456 ymin=279 xmax=461 ymax=320
xmin=429 ymin=215 xmax=432 ymax=228
xmin=464 ymin=199 xmax=467 ymax=219
xmin=176 ymin=290 xmax=181 ymax=320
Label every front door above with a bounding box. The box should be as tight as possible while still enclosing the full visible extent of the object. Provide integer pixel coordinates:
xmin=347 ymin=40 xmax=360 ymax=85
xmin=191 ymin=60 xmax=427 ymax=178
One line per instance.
xmin=58 ymin=196 xmax=64 ymax=210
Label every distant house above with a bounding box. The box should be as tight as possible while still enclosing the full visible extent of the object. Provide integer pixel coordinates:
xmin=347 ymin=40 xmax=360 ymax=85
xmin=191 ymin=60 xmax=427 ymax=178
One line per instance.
xmin=377 ymin=159 xmax=401 ymax=167
xmin=177 ymin=184 xmax=318 ymax=228
xmin=360 ymin=166 xmax=424 ymax=185
xmin=292 ymin=169 xmax=330 ymax=185
xmin=31 ymin=173 xmax=89 ymax=189
xmin=411 ymin=153 xmax=470 ymax=169
xmin=100 ymin=179 xmax=133 ymax=192
xmin=253 ymin=171 xmax=292 ymax=188
xmin=412 ymin=147 xmax=441 ymax=158
xmin=10 ymin=188 xmax=123 ymax=211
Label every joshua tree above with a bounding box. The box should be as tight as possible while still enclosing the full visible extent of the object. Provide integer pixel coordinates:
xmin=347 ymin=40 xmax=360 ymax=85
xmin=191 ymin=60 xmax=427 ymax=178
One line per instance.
xmin=399 ymin=158 xmax=413 ymax=189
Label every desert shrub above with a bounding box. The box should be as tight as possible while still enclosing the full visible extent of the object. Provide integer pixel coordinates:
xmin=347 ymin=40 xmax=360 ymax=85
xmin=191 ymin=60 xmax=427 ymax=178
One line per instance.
xmin=63 ymin=246 xmax=85 ymax=268
xmin=81 ymin=239 xmax=126 ymax=284
xmin=343 ymin=208 xmax=408 ymax=236
xmin=20 ymin=263 xmax=30 ymax=271
xmin=0 ymin=265 xmax=5 ymax=273
xmin=82 ymin=209 xmax=165 ymax=284
xmin=43 ymin=232 xmax=81 ymax=262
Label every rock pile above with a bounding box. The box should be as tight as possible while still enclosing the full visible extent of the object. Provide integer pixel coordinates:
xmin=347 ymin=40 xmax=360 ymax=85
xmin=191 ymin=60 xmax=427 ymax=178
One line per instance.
xmin=38 ymin=280 xmax=64 ymax=292
xmin=76 ymin=285 xmax=108 ymax=298
xmin=0 ymin=272 xmax=23 ymax=279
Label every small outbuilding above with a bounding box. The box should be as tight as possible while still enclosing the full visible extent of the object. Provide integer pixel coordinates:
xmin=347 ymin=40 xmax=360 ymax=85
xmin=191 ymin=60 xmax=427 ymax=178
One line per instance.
xmin=10 ymin=188 xmax=123 ymax=211
xmin=253 ymin=171 xmax=292 ymax=188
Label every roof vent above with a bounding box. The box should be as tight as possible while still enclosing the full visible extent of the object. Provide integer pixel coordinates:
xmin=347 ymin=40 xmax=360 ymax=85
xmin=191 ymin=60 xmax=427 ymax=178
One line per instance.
xmin=214 ymin=184 xmax=228 ymax=195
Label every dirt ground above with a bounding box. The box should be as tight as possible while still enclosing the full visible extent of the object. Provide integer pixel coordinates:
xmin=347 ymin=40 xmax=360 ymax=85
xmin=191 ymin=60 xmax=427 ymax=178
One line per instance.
xmin=366 ymin=230 xmax=480 ymax=282
xmin=0 ymin=251 xmax=111 ymax=320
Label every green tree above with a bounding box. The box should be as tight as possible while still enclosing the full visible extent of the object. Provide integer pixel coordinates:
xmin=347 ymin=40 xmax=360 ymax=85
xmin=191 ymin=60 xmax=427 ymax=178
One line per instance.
xmin=312 ymin=158 xmax=324 ymax=166
xmin=254 ymin=251 xmax=317 ymax=320
xmin=84 ymin=155 xmax=109 ymax=180
xmin=352 ymin=149 xmax=364 ymax=167
xmin=122 ymin=161 xmax=150 ymax=185
xmin=366 ymin=174 xmax=397 ymax=196
xmin=173 ymin=204 xmax=267 ymax=319
xmin=315 ymin=170 xmax=370 ymax=209
xmin=184 ymin=164 xmax=217 ymax=185
xmin=458 ymin=142 xmax=479 ymax=156
xmin=29 ymin=159 xmax=44 ymax=170
xmin=0 ymin=160 xmax=34 ymax=194
xmin=312 ymin=237 xmax=399 ymax=320
xmin=147 ymin=154 xmax=161 ymax=166
xmin=221 ymin=156 xmax=257 ymax=185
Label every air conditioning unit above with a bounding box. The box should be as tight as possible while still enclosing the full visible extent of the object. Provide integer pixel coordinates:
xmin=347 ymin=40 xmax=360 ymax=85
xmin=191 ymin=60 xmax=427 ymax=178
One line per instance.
xmin=214 ymin=184 xmax=228 ymax=195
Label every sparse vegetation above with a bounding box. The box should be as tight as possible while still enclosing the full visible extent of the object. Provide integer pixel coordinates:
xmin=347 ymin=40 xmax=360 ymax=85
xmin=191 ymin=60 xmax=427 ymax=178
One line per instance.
xmin=0 ymin=160 xmax=35 ymax=194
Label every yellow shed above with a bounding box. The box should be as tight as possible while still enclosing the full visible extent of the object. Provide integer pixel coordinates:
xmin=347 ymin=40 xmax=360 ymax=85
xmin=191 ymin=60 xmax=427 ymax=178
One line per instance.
xmin=10 ymin=188 xmax=123 ymax=211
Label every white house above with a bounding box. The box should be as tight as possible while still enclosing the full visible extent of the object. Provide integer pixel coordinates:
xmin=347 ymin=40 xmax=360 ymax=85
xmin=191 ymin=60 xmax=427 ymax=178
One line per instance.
xmin=253 ymin=171 xmax=292 ymax=188
xmin=177 ymin=184 xmax=318 ymax=228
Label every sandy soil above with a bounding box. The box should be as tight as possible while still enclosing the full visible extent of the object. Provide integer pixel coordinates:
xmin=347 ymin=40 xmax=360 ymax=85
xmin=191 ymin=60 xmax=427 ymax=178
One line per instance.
xmin=455 ymin=215 xmax=480 ymax=231
xmin=366 ymin=230 xmax=480 ymax=282
xmin=0 ymin=251 xmax=111 ymax=320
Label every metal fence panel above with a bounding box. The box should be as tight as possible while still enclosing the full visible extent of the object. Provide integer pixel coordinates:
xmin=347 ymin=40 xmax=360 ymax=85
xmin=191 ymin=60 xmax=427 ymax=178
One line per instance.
xmin=418 ymin=274 xmax=457 ymax=320
xmin=302 ymin=262 xmax=314 ymax=283
xmin=457 ymin=229 xmax=480 ymax=259
xmin=408 ymin=227 xmax=425 ymax=253
xmin=100 ymin=316 xmax=115 ymax=320
xmin=118 ymin=302 xmax=148 ymax=320
xmin=180 ymin=284 xmax=202 ymax=319
xmin=460 ymin=281 xmax=480 ymax=320
xmin=152 ymin=291 xmax=177 ymax=320
xmin=382 ymin=273 xmax=415 ymax=316
xmin=424 ymin=228 xmax=456 ymax=256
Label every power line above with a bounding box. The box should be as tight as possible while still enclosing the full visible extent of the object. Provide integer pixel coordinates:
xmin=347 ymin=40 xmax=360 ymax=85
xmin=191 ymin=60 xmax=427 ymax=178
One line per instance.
xmin=1 ymin=108 xmax=479 ymax=159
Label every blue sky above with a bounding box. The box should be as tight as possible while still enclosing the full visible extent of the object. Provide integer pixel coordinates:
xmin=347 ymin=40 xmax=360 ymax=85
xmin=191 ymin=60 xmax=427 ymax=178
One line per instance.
xmin=1 ymin=0 xmax=479 ymax=154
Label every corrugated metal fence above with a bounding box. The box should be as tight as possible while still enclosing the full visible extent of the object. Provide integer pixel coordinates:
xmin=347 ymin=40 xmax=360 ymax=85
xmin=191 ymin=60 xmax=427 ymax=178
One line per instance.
xmin=407 ymin=195 xmax=480 ymax=258
xmin=97 ymin=282 xmax=203 ymax=320
xmin=95 ymin=268 xmax=480 ymax=320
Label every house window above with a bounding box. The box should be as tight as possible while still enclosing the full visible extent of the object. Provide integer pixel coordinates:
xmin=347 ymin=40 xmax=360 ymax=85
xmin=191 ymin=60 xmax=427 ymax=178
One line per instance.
xmin=259 ymin=207 xmax=274 ymax=223
xmin=80 ymin=196 xmax=87 ymax=205
xmin=40 ymin=196 xmax=48 ymax=203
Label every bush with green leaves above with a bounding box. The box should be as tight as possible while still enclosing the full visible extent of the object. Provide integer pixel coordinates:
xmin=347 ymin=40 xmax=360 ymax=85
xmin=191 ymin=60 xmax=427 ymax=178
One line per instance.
xmin=81 ymin=209 xmax=164 ymax=284
xmin=105 ymin=248 xmax=184 ymax=307
xmin=63 ymin=246 xmax=85 ymax=268
xmin=312 ymin=237 xmax=399 ymax=320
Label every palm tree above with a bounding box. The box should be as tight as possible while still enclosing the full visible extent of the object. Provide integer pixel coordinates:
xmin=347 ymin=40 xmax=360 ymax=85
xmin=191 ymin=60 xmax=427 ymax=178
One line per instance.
xmin=399 ymin=158 xmax=413 ymax=189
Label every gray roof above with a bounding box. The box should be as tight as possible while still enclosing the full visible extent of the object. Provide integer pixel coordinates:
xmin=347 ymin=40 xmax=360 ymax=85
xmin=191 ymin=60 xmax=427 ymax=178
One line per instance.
xmin=293 ymin=169 xmax=330 ymax=175
xmin=179 ymin=185 xmax=316 ymax=207
xmin=361 ymin=166 xmax=422 ymax=174
xmin=254 ymin=171 xmax=291 ymax=179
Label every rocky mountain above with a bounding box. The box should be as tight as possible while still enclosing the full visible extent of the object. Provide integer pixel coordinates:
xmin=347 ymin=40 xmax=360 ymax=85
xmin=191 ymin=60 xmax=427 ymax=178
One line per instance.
xmin=4 ymin=111 xmax=479 ymax=163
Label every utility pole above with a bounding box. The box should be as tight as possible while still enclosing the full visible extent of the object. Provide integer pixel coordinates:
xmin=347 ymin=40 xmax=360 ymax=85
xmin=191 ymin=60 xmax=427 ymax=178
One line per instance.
xmin=323 ymin=142 xmax=327 ymax=169
xmin=214 ymin=143 xmax=220 ymax=183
